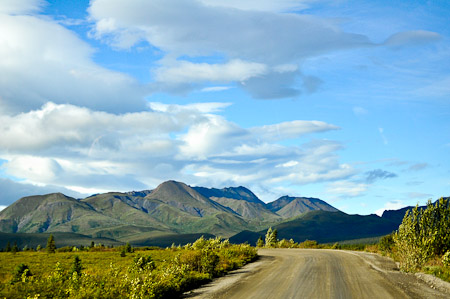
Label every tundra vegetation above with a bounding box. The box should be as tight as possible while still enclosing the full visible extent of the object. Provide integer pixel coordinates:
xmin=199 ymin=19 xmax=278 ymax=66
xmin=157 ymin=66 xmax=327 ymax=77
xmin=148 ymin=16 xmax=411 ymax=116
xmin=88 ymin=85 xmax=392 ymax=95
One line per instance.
xmin=0 ymin=236 xmax=257 ymax=298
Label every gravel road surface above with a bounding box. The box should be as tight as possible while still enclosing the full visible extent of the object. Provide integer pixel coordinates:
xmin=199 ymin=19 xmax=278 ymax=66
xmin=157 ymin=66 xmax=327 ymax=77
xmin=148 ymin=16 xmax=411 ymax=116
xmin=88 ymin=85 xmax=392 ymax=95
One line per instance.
xmin=184 ymin=248 xmax=450 ymax=299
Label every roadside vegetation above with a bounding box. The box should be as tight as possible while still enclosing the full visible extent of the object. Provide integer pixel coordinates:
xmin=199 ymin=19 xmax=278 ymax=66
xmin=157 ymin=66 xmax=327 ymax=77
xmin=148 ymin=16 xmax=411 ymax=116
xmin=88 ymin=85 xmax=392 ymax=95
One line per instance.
xmin=260 ymin=198 xmax=450 ymax=283
xmin=0 ymin=236 xmax=257 ymax=298
xmin=366 ymin=198 xmax=450 ymax=282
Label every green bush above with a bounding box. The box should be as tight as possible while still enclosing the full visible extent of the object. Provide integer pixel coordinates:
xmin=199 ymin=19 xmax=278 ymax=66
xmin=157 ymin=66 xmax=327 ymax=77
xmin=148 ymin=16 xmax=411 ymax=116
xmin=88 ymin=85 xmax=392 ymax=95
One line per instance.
xmin=393 ymin=198 xmax=450 ymax=272
xmin=11 ymin=263 xmax=32 ymax=284
xmin=299 ymin=240 xmax=318 ymax=248
xmin=443 ymin=251 xmax=450 ymax=267
xmin=379 ymin=234 xmax=394 ymax=254
xmin=0 ymin=237 xmax=258 ymax=298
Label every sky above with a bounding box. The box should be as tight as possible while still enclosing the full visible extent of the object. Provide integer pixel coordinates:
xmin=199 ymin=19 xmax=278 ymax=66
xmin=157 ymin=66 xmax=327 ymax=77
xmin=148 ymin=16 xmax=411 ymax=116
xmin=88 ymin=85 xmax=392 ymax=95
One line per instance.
xmin=0 ymin=0 xmax=449 ymax=215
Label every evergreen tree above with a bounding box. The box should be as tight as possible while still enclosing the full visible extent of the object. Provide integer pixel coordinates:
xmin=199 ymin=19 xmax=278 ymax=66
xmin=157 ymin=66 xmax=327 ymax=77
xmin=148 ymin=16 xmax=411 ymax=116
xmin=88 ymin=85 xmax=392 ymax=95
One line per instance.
xmin=11 ymin=241 xmax=19 ymax=253
xmin=256 ymin=236 xmax=264 ymax=247
xmin=6 ymin=241 xmax=11 ymax=252
xmin=71 ymin=255 xmax=83 ymax=275
xmin=265 ymin=227 xmax=278 ymax=247
xmin=46 ymin=234 xmax=56 ymax=253
xmin=125 ymin=242 xmax=133 ymax=253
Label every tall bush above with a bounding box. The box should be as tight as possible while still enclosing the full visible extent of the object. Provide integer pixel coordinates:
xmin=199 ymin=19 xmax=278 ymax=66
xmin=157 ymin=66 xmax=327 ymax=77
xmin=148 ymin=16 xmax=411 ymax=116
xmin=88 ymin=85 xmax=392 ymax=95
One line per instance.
xmin=393 ymin=198 xmax=450 ymax=271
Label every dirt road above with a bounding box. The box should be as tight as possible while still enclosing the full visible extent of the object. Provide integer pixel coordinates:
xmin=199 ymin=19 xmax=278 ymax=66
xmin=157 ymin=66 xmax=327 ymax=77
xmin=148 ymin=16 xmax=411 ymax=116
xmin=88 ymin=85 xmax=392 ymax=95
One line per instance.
xmin=184 ymin=248 xmax=450 ymax=299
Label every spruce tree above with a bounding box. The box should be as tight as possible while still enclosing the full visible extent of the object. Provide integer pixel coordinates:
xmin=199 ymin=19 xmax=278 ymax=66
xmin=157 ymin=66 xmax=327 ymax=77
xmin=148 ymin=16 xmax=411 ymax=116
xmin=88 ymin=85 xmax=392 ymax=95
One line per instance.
xmin=256 ymin=236 xmax=264 ymax=247
xmin=11 ymin=241 xmax=19 ymax=253
xmin=71 ymin=255 xmax=83 ymax=275
xmin=46 ymin=234 xmax=56 ymax=253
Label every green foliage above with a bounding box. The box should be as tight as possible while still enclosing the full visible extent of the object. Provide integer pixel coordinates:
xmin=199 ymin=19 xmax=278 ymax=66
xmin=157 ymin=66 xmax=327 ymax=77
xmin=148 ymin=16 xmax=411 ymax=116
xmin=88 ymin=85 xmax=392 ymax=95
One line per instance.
xmin=256 ymin=236 xmax=264 ymax=247
xmin=71 ymin=256 xmax=83 ymax=275
xmin=120 ymin=249 xmax=126 ymax=257
xmin=265 ymin=227 xmax=278 ymax=247
xmin=423 ymin=265 xmax=450 ymax=283
xmin=331 ymin=242 xmax=341 ymax=250
xmin=5 ymin=241 xmax=11 ymax=252
xmin=11 ymin=242 xmax=19 ymax=253
xmin=11 ymin=263 xmax=32 ymax=284
xmin=46 ymin=234 xmax=56 ymax=254
xmin=125 ymin=242 xmax=133 ymax=253
xmin=131 ymin=255 xmax=155 ymax=272
xmin=378 ymin=234 xmax=395 ymax=254
xmin=0 ymin=237 xmax=258 ymax=298
xmin=393 ymin=198 xmax=450 ymax=272
xmin=298 ymin=240 xmax=318 ymax=248
xmin=443 ymin=251 xmax=450 ymax=267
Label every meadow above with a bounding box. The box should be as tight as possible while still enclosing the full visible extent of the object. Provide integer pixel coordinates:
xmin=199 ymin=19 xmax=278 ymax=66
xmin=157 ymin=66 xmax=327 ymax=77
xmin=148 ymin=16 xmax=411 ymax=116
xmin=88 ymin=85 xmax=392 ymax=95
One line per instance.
xmin=0 ymin=237 xmax=257 ymax=298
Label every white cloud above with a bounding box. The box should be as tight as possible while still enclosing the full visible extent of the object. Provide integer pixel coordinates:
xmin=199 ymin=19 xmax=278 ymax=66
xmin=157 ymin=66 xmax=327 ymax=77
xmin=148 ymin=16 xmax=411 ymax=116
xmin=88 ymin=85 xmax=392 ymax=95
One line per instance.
xmin=0 ymin=12 xmax=147 ymax=113
xmin=199 ymin=0 xmax=312 ymax=12
xmin=0 ymin=102 xmax=195 ymax=152
xmin=154 ymin=59 xmax=268 ymax=83
xmin=251 ymin=120 xmax=339 ymax=141
xmin=375 ymin=200 xmax=405 ymax=216
xmin=88 ymin=0 xmax=372 ymax=98
xmin=0 ymin=101 xmax=352 ymax=195
xmin=201 ymin=86 xmax=232 ymax=92
xmin=0 ymin=0 xmax=45 ymax=14
xmin=326 ymin=181 xmax=368 ymax=197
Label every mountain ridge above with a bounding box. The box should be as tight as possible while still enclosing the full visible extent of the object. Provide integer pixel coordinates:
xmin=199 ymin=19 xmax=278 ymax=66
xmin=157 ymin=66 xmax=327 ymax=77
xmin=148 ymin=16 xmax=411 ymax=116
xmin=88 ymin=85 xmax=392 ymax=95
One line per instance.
xmin=0 ymin=180 xmax=426 ymax=247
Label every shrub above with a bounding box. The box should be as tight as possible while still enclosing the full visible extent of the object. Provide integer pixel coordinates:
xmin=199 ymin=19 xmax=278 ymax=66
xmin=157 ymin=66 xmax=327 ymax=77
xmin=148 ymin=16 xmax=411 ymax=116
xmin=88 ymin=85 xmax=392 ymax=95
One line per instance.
xmin=443 ymin=251 xmax=450 ymax=267
xmin=379 ymin=234 xmax=395 ymax=254
xmin=394 ymin=198 xmax=450 ymax=272
xmin=11 ymin=263 xmax=32 ymax=284
xmin=299 ymin=240 xmax=318 ymax=248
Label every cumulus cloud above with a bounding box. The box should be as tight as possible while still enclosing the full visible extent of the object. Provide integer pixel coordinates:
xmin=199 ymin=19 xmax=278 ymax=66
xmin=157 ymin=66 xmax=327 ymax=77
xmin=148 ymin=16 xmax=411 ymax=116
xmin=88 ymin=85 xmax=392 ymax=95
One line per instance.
xmin=88 ymin=0 xmax=372 ymax=99
xmin=365 ymin=169 xmax=397 ymax=183
xmin=0 ymin=10 xmax=147 ymax=113
xmin=0 ymin=101 xmax=352 ymax=199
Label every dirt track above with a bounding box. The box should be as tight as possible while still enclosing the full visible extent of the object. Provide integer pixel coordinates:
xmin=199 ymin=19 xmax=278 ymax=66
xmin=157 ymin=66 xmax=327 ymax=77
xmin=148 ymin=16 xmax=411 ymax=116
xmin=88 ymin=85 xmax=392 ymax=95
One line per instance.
xmin=184 ymin=248 xmax=450 ymax=299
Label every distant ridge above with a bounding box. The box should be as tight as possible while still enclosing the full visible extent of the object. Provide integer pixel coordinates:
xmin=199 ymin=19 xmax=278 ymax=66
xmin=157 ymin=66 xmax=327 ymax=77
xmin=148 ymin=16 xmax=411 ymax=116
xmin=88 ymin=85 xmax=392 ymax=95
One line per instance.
xmin=0 ymin=180 xmax=430 ymax=248
xmin=267 ymin=196 xmax=339 ymax=218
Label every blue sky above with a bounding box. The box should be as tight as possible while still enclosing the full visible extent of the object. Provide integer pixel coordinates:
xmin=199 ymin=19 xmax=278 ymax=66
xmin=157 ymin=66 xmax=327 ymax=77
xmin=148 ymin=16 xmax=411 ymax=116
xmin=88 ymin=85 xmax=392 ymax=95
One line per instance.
xmin=0 ymin=0 xmax=449 ymax=215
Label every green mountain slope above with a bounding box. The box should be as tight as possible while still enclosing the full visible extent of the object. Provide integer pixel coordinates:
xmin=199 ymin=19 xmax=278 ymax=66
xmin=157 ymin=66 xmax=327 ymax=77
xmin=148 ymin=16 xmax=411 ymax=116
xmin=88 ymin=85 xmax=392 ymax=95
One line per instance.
xmin=0 ymin=193 xmax=118 ymax=234
xmin=267 ymin=196 xmax=339 ymax=218
xmin=230 ymin=210 xmax=399 ymax=244
xmin=1 ymin=180 xmax=426 ymax=248
xmin=194 ymin=186 xmax=281 ymax=223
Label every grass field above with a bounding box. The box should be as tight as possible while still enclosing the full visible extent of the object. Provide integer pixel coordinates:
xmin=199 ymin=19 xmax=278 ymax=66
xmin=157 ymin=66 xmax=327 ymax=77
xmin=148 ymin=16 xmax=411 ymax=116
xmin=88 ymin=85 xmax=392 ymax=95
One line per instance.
xmin=0 ymin=237 xmax=258 ymax=298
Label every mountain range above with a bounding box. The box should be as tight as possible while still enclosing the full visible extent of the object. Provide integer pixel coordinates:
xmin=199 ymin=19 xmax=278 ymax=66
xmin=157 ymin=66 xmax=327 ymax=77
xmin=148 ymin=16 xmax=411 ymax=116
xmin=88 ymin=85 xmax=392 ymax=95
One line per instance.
xmin=0 ymin=180 xmax=420 ymax=248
